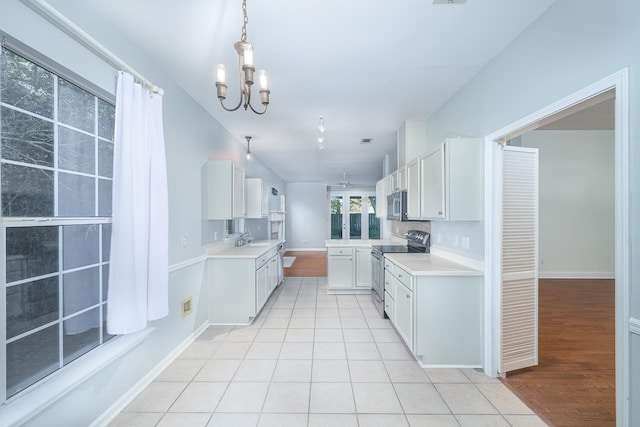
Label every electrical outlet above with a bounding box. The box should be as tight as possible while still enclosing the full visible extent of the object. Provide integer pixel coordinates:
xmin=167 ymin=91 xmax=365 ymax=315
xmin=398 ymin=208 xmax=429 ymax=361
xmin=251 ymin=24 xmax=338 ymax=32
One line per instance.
xmin=461 ymin=237 xmax=470 ymax=249
xmin=181 ymin=235 xmax=188 ymax=248
xmin=214 ymin=232 xmax=218 ymax=240
xmin=453 ymin=235 xmax=459 ymax=246
xmin=540 ymin=258 xmax=545 ymax=265
xmin=181 ymin=297 xmax=193 ymax=318
xmin=436 ymin=233 xmax=442 ymax=244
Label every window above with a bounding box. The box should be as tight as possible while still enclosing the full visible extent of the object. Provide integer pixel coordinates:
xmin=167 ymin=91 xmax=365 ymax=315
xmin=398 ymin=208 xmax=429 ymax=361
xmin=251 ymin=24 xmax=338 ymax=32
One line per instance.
xmin=0 ymin=46 xmax=115 ymax=401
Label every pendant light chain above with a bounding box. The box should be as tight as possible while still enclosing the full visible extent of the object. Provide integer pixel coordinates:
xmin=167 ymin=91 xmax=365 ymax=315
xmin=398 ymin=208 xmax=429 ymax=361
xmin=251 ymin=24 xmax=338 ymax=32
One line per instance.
xmin=241 ymin=0 xmax=248 ymax=42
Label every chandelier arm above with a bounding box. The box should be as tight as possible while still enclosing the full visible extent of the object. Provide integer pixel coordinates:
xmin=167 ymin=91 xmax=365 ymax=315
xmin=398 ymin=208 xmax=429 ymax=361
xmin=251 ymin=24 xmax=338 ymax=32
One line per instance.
xmin=248 ymin=100 xmax=268 ymax=115
xmin=219 ymin=96 xmax=245 ymax=112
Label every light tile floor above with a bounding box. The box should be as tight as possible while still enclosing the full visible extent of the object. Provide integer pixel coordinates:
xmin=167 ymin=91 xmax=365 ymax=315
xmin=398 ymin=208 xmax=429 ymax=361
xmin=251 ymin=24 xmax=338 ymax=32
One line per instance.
xmin=110 ymin=277 xmax=548 ymax=427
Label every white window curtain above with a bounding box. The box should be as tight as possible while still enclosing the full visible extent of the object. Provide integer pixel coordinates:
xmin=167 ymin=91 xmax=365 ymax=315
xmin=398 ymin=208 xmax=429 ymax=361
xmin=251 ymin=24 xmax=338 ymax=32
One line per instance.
xmin=107 ymin=71 xmax=169 ymax=334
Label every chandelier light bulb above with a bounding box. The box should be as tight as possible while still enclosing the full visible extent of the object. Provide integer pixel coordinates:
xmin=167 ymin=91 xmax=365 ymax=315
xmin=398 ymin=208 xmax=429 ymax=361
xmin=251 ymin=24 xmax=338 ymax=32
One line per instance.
xmin=258 ymin=70 xmax=268 ymax=90
xmin=318 ymin=136 xmax=325 ymax=144
xmin=242 ymin=44 xmax=254 ymax=67
xmin=216 ymin=64 xmax=226 ymax=84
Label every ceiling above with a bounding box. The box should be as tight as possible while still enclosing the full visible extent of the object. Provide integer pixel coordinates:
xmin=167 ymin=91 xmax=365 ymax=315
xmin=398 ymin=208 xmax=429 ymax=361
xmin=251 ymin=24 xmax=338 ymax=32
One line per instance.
xmin=74 ymin=0 xmax=557 ymax=186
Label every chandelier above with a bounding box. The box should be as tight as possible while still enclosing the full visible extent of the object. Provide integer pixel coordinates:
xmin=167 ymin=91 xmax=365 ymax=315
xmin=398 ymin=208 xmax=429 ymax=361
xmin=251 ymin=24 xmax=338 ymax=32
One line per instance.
xmin=215 ymin=0 xmax=270 ymax=114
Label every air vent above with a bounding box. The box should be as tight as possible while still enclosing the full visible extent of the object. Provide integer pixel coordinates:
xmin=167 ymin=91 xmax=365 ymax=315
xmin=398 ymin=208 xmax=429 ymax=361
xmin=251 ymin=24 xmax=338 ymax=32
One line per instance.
xmin=360 ymin=137 xmax=374 ymax=144
xmin=433 ymin=0 xmax=467 ymax=4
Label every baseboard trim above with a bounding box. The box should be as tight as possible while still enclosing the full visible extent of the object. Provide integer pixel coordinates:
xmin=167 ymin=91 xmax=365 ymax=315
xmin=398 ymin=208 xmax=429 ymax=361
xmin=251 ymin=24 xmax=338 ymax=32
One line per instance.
xmin=91 ymin=322 xmax=210 ymax=427
xmin=168 ymin=255 xmax=207 ymax=273
xmin=286 ymin=247 xmax=327 ymax=252
xmin=538 ymin=272 xmax=615 ymax=279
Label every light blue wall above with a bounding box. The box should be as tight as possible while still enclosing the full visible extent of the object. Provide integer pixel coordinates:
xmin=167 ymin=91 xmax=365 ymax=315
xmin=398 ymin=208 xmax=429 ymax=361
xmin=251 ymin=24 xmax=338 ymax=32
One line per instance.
xmin=421 ymin=0 xmax=639 ymax=423
xmin=285 ymin=183 xmax=329 ymax=249
xmin=1 ymin=1 xmax=284 ymax=425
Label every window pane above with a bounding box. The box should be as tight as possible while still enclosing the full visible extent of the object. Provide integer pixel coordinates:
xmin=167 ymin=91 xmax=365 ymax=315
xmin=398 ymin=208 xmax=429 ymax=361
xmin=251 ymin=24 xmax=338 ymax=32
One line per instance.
xmin=97 ymin=98 xmax=115 ymax=140
xmin=102 ymin=265 xmax=109 ymax=301
xmin=98 ymin=140 xmax=114 ymax=178
xmin=63 ymin=267 xmax=99 ymax=316
xmin=58 ymin=79 xmax=95 ymax=133
xmin=58 ymin=126 xmax=95 ymax=174
xmin=102 ymin=223 xmax=112 ymax=262
xmin=98 ymin=178 xmax=112 ymax=216
xmin=0 ymin=49 xmax=54 ymax=118
xmin=63 ymin=307 xmax=100 ymax=365
xmin=58 ymin=172 xmax=95 ymax=216
xmin=63 ymin=224 xmax=99 ymax=270
xmin=368 ymin=197 xmax=380 ymax=239
xmin=330 ymin=196 xmax=343 ymax=239
xmin=7 ymin=325 xmax=59 ymax=397
xmin=1 ymin=106 xmax=54 ymax=166
xmin=1 ymin=163 xmax=54 ymax=217
xmin=5 ymin=226 xmax=58 ymax=281
xmin=350 ymin=196 xmax=362 ymax=239
xmin=6 ymin=277 xmax=59 ymax=339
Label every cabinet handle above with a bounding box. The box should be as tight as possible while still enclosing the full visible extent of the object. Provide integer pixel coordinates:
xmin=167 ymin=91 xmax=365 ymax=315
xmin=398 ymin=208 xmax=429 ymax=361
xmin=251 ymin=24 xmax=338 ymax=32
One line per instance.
xmin=398 ymin=274 xmax=403 ymax=278
xmin=406 ymin=294 xmax=410 ymax=299
xmin=438 ymin=211 xmax=443 ymax=215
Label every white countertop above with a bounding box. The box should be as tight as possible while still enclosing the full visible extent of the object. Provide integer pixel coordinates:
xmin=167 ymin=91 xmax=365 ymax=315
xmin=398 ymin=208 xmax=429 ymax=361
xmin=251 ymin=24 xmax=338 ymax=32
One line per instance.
xmin=207 ymin=239 xmax=282 ymax=259
xmin=325 ymin=239 xmax=405 ymax=248
xmin=385 ymin=253 xmax=483 ymax=276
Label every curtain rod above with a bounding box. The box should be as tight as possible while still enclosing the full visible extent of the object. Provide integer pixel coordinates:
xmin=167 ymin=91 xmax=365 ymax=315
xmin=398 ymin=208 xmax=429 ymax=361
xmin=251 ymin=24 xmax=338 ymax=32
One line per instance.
xmin=19 ymin=0 xmax=165 ymax=96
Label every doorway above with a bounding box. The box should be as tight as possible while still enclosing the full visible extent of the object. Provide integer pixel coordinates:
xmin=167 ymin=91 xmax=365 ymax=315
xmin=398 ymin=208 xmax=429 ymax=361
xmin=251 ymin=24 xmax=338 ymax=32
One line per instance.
xmin=484 ymin=69 xmax=630 ymax=425
xmin=328 ymin=190 xmax=379 ymax=240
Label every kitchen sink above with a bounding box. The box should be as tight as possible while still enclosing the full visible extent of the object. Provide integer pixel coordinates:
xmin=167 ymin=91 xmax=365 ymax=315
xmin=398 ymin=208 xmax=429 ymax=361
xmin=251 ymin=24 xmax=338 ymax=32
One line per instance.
xmin=246 ymin=242 xmax=271 ymax=247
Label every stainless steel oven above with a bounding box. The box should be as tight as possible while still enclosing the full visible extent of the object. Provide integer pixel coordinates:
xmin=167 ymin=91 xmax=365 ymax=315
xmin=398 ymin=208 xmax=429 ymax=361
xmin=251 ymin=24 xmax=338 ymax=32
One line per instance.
xmin=371 ymin=230 xmax=430 ymax=317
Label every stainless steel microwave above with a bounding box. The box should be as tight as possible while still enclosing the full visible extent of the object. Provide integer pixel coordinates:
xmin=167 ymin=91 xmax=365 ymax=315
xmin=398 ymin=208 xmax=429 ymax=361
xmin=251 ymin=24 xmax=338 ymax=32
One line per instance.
xmin=387 ymin=190 xmax=408 ymax=221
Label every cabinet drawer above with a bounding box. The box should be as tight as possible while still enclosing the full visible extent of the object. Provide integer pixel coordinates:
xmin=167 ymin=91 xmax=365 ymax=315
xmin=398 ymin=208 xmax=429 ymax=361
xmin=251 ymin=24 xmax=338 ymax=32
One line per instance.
xmin=384 ymin=291 xmax=394 ymax=321
xmin=395 ymin=266 xmax=412 ymax=291
xmin=384 ymin=258 xmax=394 ymax=271
xmin=257 ymin=253 xmax=270 ymax=268
xmin=328 ymin=247 xmax=354 ymax=256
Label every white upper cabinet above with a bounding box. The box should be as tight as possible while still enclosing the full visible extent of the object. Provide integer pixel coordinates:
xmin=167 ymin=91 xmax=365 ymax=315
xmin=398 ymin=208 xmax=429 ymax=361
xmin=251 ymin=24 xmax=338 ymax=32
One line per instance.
xmin=246 ymin=178 xmax=269 ymax=218
xmin=375 ymin=175 xmax=393 ymax=219
xmin=397 ymin=120 xmax=427 ymax=168
xmin=420 ymin=138 xmax=482 ymax=221
xmin=406 ymin=158 xmax=421 ymax=219
xmin=207 ymin=160 xmax=246 ymax=219
xmin=420 ymin=143 xmax=445 ymax=219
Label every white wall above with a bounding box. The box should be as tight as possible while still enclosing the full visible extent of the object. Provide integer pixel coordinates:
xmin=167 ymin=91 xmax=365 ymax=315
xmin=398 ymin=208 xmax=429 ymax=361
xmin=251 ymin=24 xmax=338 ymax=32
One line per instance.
xmin=285 ymin=183 xmax=328 ymax=250
xmin=521 ymin=130 xmax=614 ymax=278
xmin=0 ymin=1 xmax=284 ymax=425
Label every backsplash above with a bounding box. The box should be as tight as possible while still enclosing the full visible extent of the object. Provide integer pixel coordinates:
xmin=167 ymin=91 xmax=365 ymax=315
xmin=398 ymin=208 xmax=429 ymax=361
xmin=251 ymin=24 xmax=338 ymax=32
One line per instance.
xmin=390 ymin=220 xmax=431 ymax=239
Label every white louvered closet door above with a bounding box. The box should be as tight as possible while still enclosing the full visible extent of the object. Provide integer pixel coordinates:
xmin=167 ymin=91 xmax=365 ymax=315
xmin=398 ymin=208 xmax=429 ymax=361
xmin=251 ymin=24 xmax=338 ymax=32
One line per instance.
xmin=500 ymin=146 xmax=539 ymax=374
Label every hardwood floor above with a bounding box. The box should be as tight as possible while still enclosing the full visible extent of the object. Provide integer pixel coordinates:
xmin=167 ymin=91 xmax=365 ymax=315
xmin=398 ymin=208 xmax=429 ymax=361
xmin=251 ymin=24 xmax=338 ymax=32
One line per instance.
xmin=283 ymin=251 xmax=327 ymax=277
xmin=501 ymin=279 xmax=615 ymax=427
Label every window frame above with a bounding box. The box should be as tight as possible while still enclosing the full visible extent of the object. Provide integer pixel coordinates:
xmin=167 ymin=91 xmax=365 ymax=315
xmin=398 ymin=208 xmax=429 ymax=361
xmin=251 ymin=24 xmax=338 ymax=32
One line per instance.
xmin=0 ymin=34 xmax=116 ymax=404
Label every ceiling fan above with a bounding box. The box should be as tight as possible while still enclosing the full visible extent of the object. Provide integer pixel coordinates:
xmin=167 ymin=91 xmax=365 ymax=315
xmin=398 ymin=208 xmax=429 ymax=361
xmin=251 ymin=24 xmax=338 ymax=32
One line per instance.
xmin=329 ymin=172 xmax=362 ymax=188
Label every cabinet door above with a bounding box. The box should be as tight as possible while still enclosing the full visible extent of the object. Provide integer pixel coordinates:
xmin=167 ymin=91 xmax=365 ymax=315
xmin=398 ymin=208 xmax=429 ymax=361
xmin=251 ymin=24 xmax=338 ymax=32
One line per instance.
xmin=355 ymin=248 xmax=372 ymax=288
xmin=406 ymin=158 xmax=421 ymax=219
xmin=256 ymin=264 xmax=268 ymax=312
xmin=262 ymin=181 xmax=270 ymax=216
xmin=268 ymin=256 xmax=278 ymax=293
xmin=328 ymin=255 xmax=354 ymax=289
xmin=375 ymin=179 xmax=387 ymax=219
xmin=232 ymin=164 xmax=245 ymax=218
xmin=395 ymin=281 xmax=413 ymax=349
xmin=420 ymin=144 xmax=445 ymax=219
xmin=397 ymin=166 xmax=407 ymax=191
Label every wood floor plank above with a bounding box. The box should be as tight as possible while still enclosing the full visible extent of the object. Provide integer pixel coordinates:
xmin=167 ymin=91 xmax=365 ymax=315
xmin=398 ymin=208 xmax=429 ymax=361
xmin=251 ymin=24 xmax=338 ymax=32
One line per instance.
xmin=283 ymin=251 xmax=327 ymax=277
xmin=501 ymin=279 xmax=615 ymax=427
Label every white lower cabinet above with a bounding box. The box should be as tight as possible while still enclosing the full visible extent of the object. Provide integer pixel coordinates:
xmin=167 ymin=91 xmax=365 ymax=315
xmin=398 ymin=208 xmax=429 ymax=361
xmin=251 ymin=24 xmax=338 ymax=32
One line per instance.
xmin=385 ymin=257 xmax=482 ymax=367
xmin=355 ymin=248 xmax=372 ymax=288
xmin=327 ymin=246 xmax=373 ymax=293
xmin=395 ymin=281 xmax=413 ymax=349
xmin=209 ymin=247 xmax=280 ymax=324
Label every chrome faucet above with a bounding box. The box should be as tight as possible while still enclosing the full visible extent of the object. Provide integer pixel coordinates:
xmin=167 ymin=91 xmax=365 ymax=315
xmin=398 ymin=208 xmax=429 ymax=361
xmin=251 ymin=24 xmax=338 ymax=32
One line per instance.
xmin=236 ymin=230 xmax=254 ymax=247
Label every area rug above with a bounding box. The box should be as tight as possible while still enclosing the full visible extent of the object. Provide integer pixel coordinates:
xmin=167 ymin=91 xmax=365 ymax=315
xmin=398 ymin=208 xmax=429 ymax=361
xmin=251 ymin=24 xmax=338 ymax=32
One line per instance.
xmin=283 ymin=256 xmax=296 ymax=268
